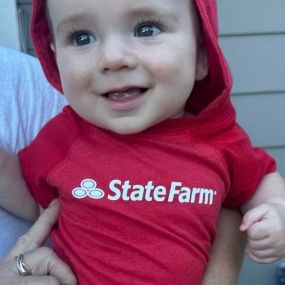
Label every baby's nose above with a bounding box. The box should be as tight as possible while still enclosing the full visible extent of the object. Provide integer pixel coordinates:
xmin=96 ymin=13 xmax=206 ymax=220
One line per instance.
xmin=97 ymin=37 xmax=139 ymax=72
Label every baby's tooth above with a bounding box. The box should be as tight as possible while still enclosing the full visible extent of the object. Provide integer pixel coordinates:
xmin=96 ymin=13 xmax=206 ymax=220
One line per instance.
xmin=108 ymin=92 xmax=130 ymax=101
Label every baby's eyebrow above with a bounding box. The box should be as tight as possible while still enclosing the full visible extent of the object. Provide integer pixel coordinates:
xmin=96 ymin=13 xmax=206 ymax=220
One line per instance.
xmin=56 ymin=12 xmax=91 ymax=34
xmin=128 ymin=6 xmax=178 ymax=22
xmin=55 ymin=6 xmax=178 ymax=35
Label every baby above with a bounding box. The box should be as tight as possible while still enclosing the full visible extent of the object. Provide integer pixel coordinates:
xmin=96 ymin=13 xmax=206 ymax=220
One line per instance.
xmin=1 ymin=0 xmax=285 ymax=284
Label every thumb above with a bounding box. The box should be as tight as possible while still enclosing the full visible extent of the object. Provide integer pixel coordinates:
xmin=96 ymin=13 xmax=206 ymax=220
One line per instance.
xmin=5 ymin=199 xmax=59 ymax=261
xmin=240 ymin=204 xmax=270 ymax=232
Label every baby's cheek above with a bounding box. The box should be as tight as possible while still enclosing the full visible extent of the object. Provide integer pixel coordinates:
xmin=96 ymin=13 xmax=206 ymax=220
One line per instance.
xmin=58 ymin=54 xmax=92 ymax=87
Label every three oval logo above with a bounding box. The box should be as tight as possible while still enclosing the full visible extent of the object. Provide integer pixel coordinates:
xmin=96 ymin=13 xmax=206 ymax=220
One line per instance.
xmin=72 ymin=179 xmax=105 ymax=199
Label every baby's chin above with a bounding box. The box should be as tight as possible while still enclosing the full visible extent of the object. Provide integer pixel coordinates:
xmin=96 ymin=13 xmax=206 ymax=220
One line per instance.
xmin=106 ymin=123 xmax=150 ymax=135
xmin=103 ymin=118 xmax=158 ymax=135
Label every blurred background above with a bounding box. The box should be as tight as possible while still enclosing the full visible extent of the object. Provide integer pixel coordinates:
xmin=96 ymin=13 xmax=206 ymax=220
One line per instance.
xmin=0 ymin=0 xmax=284 ymax=284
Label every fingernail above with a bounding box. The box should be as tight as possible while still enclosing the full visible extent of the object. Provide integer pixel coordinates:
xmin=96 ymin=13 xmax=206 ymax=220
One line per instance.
xmin=49 ymin=199 xmax=59 ymax=207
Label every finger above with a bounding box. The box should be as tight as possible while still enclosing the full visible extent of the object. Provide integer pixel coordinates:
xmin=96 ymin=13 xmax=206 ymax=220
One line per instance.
xmin=8 ymin=247 xmax=76 ymax=285
xmin=0 ymin=260 xmax=61 ymax=285
xmin=23 ymin=199 xmax=59 ymax=246
xmin=247 ymin=252 xmax=279 ymax=264
xmin=247 ymin=238 xmax=271 ymax=251
xmin=246 ymin=248 xmax=281 ymax=264
xmin=240 ymin=204 xmax=270 ymax=232
xmin=5 ymin=199 xmax=59 ymax=260
xmin=15 ymin=275 xmax=61 ymax=285
xmin=247 ymin=245 xmax=277 ymax=259
xmin=247 ymin=220 xmax=271 ymax=241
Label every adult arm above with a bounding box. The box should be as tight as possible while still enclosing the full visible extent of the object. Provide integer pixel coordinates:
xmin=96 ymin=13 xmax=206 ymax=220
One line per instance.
xmin=0 ymin=199 xmax=76 ymax=285
xmin=201 ymin=208 xmax=246 ymax=285
xmin=0 ymin=148 xmax=39 ymax=220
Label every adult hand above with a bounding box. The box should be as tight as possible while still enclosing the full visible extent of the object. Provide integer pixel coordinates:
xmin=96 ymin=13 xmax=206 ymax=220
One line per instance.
xmin=0 ymin=199 xmax=76 ymax=285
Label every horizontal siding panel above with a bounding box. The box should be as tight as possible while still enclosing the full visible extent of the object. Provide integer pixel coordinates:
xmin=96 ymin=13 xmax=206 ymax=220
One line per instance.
xmin=266 ymin=148 xmax=285 ymax=176
xmin=238 ymin=256 xmax=285 ymax=285
xmin=219 ymin=35 xmax=285 ymax=94
xmin=231 ymin=93 xmax=285 ymax=147
xmin=218 ymin=0 xmax=285 ymax=35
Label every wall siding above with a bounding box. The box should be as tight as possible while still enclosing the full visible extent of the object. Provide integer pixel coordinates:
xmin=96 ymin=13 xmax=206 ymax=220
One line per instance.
xmin=218 ymin=0 xmax=285 ymax=35
xmin=218 ymin=1 xmax=285 ymax=175
xmin=231 ymin=93 xmax=285 ymax=147
xmin=220 ymin=35 xmax=285 ymax=94
xmin=218 ymin=1 xmax=285 ymax=284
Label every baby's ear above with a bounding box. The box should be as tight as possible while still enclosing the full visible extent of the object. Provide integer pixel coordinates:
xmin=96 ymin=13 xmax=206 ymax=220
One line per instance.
xmin=195 ymin=46 xmax=208 ymax=81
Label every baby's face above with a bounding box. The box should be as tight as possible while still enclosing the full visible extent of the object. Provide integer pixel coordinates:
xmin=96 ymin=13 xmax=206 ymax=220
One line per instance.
xmin=48 ymin=0 xmax=207 ymax=134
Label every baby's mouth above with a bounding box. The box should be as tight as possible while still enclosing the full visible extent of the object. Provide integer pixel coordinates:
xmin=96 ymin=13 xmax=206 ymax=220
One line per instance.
xmin=103 ymin=88 xmax=147 ymax=101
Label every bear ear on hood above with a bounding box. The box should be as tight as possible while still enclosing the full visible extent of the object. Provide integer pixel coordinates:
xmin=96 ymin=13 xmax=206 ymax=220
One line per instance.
xmin=31 ymin=0 xmax=232 ymax=115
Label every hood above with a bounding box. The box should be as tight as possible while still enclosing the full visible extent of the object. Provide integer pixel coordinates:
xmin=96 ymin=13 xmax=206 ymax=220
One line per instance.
xmin=31 ymin=0 xmax=233 ymax=117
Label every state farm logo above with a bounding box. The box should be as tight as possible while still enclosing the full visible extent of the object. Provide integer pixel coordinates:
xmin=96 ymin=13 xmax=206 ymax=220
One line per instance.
xmin=72 ymin=179 xmax=217 ymax=205
xmin=72 ymin=179 xmax=105 ymax=199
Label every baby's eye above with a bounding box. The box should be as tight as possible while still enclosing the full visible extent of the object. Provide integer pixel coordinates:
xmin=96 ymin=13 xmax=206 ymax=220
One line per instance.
xmin=72 ymin=32 xmax=96 ymax=46
xmin=135 ymin=23 xmax=161 ymax=37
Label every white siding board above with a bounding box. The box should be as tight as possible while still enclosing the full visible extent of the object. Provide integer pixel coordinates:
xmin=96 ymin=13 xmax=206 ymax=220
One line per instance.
xmin=218 ymin=0 xmax=285 ymax=35
xmin=220 ymin=35 xmax=285 ymax=94
xmin=231 ymin=93 xmax=285 ymax=147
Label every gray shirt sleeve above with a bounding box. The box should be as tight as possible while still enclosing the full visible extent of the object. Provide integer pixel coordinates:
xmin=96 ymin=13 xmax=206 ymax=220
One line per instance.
xmin=0 ymin=45 xmax=67 ymax=153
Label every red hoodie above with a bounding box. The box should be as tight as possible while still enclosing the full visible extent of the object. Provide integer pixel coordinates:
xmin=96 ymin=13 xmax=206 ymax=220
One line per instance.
xmin=31 ymin=0 xmax=231 ymax=117
xmin=18 ymin=1 xmax=276 ymax=284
